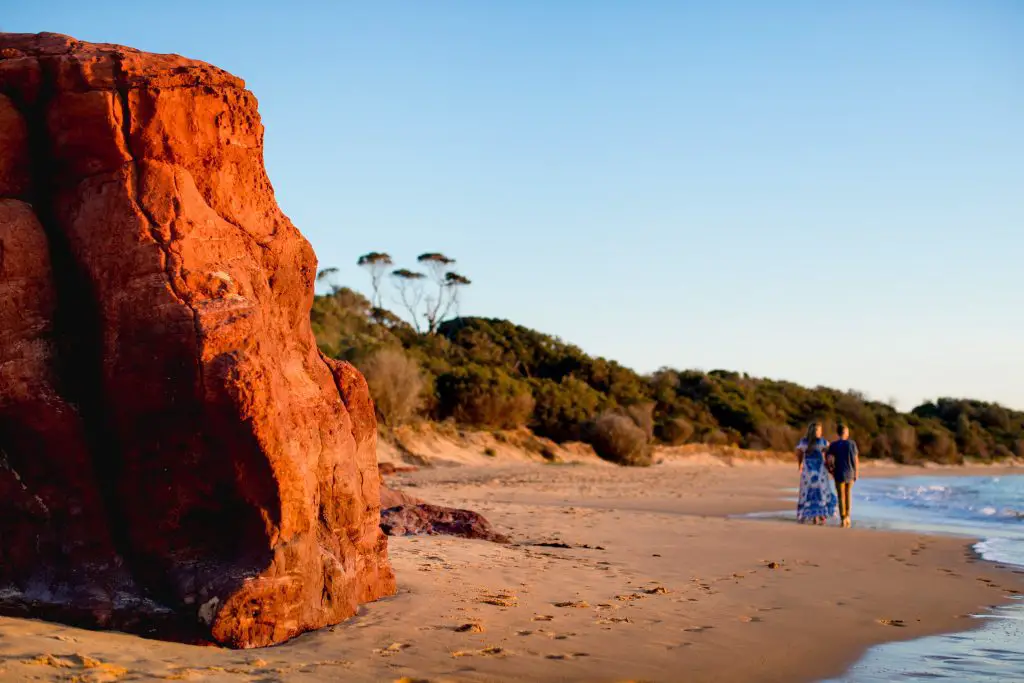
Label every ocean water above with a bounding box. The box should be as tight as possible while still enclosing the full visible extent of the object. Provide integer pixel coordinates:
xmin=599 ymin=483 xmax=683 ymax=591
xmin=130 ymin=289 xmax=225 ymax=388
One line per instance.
xmin=824 ymin=474 xmax=1024 ymax=683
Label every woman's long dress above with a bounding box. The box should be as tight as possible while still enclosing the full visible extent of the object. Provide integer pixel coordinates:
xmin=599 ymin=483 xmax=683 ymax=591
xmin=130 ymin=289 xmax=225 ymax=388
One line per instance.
xmin=796 ymin=437 xmax=838 ymax=521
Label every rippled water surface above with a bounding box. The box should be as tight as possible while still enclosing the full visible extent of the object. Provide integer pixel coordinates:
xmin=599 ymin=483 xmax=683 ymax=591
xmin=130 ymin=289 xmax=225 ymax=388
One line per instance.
xmin=825 ymin=475 xmax=1024 ymax=682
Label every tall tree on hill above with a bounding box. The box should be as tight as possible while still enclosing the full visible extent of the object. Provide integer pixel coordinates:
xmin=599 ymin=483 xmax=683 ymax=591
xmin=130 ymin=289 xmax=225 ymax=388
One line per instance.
xmin=444 ymin=272 xmax=472 ymax=321
xmin=417 ymin=252 xmax=471 ymax=334
xmin=316 ymin=267 xmax=340 ymax=293
xmin=356 ymin=252 xmax=393 ymax=308
xmin=391 ymin=268 xmax=427 ymax=333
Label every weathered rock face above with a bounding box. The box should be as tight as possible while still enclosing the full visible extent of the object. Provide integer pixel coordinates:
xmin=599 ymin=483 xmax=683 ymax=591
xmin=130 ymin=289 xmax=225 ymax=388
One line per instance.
xmin=380 ymin=503 xmax=511 ymax=544
xmin=377 ymin=469 xmax=509 ymax=543
xmin=0 ymin=33 xmax=395 ymax=647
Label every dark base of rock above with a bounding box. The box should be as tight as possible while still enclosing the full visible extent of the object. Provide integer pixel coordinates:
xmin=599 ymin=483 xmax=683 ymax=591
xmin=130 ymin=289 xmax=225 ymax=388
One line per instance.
xmin=380 ymin=504 xmax=510 ymax=544
xmin=0 ymin=589 xmax=216 ymax=646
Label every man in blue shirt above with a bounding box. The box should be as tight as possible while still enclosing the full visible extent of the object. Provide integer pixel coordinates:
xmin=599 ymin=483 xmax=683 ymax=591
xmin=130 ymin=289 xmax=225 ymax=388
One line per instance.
xmin=826 ymin=424 xmax=859 ymax=528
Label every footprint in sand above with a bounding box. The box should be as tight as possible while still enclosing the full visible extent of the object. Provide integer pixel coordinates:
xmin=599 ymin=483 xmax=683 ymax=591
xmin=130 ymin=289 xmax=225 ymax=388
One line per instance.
xmin=21 ymin=653 xmax=129 ymax=680
xmin=375 ymin=642 xmax=413 ymax=656
xmin=596 ymin=616 xmax=632 ymax=625
xmin=685 ymin=625 xmax=714 ymax=633
xmin=480 ymin=593 xmax=519 ymax=607
xmin=553 ymin=600 xmax=590 ymax=608
xmin=532 ymin=614 xmax=555 ymax=622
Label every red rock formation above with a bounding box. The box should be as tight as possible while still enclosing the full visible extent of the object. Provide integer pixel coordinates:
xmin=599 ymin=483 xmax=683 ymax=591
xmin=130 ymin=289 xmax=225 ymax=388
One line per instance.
xmin=376 ymin=465 xmax=509 ymax=543
xmin=380 ymin=503 xmax=511 ymax=544
xmin=0 ymin=33 xmax=395 ymax=647
xmin=380 ymin=481 xmax=426 ymax=510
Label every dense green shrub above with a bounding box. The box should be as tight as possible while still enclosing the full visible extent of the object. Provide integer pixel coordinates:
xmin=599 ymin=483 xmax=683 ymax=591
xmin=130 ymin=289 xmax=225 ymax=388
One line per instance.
xmin=311 ymin=287 xmax=406 ymax=361
xmin=915 ymin=423 xmax=961 ymax=464
xmin=529 ymin=376 xmax=606 ymax=441
xmin=588 ymin=412 xmax=652 ymax=467
xmin=749 ymin=422 xmax=801 ymax=452
xmin=358 ymin=347 xmax=425 ymax=426
xmin=624 ymin=402 xmax=656 ymax=441
xmin=310 ymin=283 xmax=1024 ymax=465
xmin=657 ymin=416 xmax=695 ymax=446
xmin=436 ymin=365 xmax=535 ymax=429
xmin=888 ymin=423 xmax=919 ymax=464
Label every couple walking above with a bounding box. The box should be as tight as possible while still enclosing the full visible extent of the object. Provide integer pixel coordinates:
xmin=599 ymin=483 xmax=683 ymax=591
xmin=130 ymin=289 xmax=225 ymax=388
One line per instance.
xmin=795 ymin=421 xmax=859 ymax=527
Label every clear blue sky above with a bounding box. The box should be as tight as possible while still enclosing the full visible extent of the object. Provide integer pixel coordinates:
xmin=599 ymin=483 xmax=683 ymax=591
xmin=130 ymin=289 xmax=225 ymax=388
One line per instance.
xmin=6 ymin=1 xmax=1023 ymax=410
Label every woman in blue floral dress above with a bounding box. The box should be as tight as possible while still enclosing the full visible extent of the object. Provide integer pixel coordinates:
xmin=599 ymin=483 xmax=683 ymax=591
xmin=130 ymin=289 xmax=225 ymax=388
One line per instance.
xmin=795 ymin=421 xmax=837 ymax=524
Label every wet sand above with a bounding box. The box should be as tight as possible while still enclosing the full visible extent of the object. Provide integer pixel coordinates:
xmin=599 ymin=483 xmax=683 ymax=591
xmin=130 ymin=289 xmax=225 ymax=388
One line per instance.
xmin=1 ymin=458 xmax=1021 ymax=682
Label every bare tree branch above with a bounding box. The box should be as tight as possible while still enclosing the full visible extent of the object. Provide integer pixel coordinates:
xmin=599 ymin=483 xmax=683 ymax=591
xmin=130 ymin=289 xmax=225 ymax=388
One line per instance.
xmin=417 ymin=253 xmax=460 ymax=333
xmin=316 ymin=267 xmax=341 ymax=294
xmin=391 ymin=268 xmax=426 ymax=333
xmin=437 ymin=271 xmax=472 ymax=324
xmin=357 ymin=252 xmax=394 ymax=309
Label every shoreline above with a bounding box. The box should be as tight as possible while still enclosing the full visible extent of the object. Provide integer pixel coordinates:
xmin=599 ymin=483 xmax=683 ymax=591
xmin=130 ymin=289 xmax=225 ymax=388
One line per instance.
xmin=0 ymin=460 xmax=1020 ymax=682
xmin=379 ymin=460 xmax=1024 ymax=682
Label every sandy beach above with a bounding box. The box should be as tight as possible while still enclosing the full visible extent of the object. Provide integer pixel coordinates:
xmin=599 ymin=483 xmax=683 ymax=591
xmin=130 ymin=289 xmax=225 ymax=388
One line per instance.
xmin=2 ymin=10 xmax=1022 ymax=683
xmin=1 ymin=456 xmax=1021 ymax=683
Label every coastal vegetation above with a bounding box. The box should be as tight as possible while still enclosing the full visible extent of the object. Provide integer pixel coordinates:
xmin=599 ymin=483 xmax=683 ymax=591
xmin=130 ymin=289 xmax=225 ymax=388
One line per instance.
xmin=313 ymin=258 xmax=1024 ymax=466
